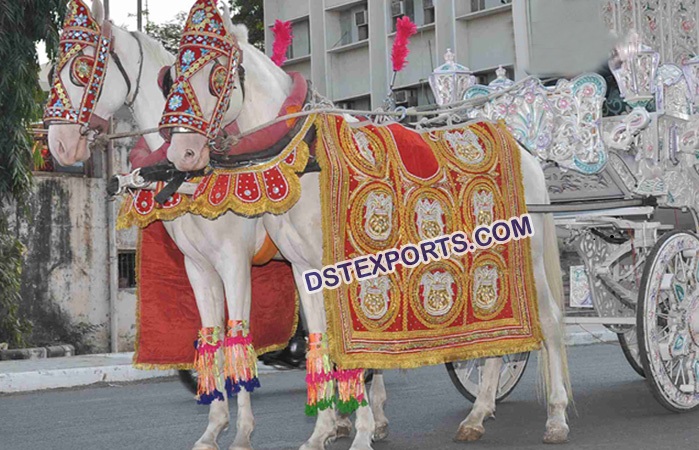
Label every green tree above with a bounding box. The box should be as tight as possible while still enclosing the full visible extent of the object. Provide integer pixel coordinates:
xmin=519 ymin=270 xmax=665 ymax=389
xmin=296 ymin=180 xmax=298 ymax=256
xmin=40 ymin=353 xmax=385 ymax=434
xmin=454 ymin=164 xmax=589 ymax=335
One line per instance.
xmin=0 ymin=0 xmax=67 ymax=346
xmin=229 ymin=0 xmax=264 ymax=51
xmin=144 ymin=11 xmax=186 ymax=55
xmin=145 ymin=1 xmax=264 ymax=54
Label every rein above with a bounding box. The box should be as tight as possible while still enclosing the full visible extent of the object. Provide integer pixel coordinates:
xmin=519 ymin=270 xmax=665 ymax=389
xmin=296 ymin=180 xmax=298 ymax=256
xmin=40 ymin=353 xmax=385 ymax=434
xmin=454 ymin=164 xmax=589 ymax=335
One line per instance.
xmin=95 ymin=76 xmax=533 ymax=145
xmin=109 ymin=30 xmax=144 ymax=111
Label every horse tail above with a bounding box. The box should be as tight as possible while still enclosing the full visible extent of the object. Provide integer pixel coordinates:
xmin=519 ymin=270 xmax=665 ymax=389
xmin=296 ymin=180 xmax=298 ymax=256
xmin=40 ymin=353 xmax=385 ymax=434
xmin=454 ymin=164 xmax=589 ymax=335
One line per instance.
xmin=537 ymin=210 xmax=573 ymax=406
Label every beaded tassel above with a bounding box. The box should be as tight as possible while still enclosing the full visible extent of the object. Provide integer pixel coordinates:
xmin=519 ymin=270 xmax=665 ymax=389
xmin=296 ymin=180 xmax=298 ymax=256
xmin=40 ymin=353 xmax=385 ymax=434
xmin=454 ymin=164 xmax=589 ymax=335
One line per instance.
xmin=223 ymin=320 xmax=260 ymax=397
xmin=194 ymin=326 xmax=225 ymax=405
xmin=335 ymin=368 xmax=368 ymax=415
xmin=305 ymin=333 xmax=335 ymax=416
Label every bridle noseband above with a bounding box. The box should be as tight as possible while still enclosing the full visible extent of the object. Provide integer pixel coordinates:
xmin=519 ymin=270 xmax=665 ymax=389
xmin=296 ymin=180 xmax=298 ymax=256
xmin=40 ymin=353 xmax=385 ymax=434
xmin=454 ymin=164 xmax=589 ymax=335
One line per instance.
xmin=44 ymin=9 xmax=145 ymax=138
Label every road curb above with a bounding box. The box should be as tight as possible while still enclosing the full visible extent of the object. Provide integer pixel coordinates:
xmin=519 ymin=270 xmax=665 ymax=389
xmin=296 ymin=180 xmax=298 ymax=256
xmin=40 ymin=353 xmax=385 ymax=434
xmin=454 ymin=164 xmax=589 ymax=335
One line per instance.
xmin=1 ymin=328 xmax=618 ymax=394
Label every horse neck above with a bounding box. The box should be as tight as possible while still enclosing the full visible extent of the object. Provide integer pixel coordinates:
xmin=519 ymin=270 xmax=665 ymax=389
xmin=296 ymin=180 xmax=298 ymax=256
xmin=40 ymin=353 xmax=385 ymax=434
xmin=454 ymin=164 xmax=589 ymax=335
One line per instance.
xmin=111 ymin=27 xmax=175 ymax=151
xmin=232 ymin=43 xmax=293 ymax=132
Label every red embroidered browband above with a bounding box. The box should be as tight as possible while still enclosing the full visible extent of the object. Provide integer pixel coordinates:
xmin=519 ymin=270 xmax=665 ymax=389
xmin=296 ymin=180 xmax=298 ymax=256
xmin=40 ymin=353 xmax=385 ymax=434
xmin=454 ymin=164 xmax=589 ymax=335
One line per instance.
xmin=43 ymin=0 xmax=112 ymax=132
xmin=159 ymin=0 xmax=242 ymax=141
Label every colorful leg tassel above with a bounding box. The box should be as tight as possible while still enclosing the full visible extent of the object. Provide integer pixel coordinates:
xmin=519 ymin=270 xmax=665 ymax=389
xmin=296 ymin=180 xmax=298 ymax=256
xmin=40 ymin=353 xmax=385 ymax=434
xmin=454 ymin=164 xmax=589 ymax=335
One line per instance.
xmin=223 ymin=320 xmax=260 ymax=397
xmin=305 ymin=333 xmax=335 ymax=416
xmin=335 ymin=368 xmax=368 ymax=415
xmin=194 ymin=326 xmax=225 ymax=405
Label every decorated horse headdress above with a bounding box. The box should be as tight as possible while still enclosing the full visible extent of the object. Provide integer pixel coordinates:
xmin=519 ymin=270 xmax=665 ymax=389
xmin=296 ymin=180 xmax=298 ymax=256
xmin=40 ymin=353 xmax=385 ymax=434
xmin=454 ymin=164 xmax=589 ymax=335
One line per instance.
xmin=158 ymin=0 xmax=242 ymax=141
xmin=43 ymin=0 xmax=114 ymax=132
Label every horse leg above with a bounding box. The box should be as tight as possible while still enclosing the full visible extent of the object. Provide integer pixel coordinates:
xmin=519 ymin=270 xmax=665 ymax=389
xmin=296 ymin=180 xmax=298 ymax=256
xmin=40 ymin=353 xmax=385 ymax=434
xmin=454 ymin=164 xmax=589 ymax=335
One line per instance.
xmin=532 ymin=214 xmax=570 ymax=444
xmin=518 ymin=147 xmax=570 ymax=443
xmin=289 ymin=267 xmax=338 ymax=450
xmin=349 ymin=401 xmax=375 ymax=450
xmin=454 ymin=357 xmax=502 ymax=441
xmin=182 ymin=256 xmax=230 ymax=450
xmin=369 ymin=371 xmax=389 ymax=441
xmin=219 ymin=256 xmax=256 ymax=450
xmin=335 ymin=411 xmax=352 ymax=439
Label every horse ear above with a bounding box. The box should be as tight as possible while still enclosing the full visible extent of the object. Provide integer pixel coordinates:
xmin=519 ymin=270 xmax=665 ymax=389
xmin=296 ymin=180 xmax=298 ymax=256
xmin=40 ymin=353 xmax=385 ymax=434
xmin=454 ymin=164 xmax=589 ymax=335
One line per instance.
xmin=220 ymin=3 xmax=235 ymax=35
xmin=158 ymin=65 xmax=174 ymax=99
xmin=92 ymin=0 xmax=105 ymax=24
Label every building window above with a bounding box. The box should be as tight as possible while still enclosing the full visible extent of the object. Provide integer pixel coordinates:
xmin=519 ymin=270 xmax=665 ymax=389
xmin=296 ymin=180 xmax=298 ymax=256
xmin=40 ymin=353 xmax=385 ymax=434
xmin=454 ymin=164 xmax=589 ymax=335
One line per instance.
xmin=423 ymin=0 xmax=435 ymax=24
xmin=339 ymin=3 xmax=368 ymax=46
xmin=395 ymin=88 xmax=418 ymax=107
xmin=337 ymin=95 xmax=371 ymax=111
xmin=286 ymin=19 xmax=310 ymax=60
xmin=118 ymin=251 xmax=137 ymax=289
xmin=474 ymin=66 xmax=515 ymax=85
xmin=471 ymin=0 xmax=512 ymax=12
xmin=391 ymin=0 xmax=415 ymax=31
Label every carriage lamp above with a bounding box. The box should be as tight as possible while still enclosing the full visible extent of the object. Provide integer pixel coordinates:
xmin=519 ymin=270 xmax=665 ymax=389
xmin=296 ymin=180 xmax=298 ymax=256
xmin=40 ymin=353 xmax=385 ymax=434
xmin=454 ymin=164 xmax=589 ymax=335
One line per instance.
xmin=429 ymin=49 xmax=477 ymax=106
xmin=609 ymin=30 xmax=660 ymax=107
xmin=682 ymin=56 xmax=699 ymax=113
xmin=488 ymin=66 xmax=514 ymax=91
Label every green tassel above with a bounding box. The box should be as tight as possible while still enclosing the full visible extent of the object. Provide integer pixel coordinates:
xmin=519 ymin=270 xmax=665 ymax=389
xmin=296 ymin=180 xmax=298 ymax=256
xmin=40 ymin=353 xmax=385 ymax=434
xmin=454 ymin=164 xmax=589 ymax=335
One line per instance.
xmin=305 ymin=398 xmax=335 ymax=416
xmin=336 ymin=398 xmax=368 ymax=415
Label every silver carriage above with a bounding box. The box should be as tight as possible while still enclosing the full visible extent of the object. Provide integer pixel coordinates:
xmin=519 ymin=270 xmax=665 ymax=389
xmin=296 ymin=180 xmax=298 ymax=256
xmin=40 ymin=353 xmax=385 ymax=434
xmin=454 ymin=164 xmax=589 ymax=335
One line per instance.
xmin=437 ymin=26 xmax=699 ymax=412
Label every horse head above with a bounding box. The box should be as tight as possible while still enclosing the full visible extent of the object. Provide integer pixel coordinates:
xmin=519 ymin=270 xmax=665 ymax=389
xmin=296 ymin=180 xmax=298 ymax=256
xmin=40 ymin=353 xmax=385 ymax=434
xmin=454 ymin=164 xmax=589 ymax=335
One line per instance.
xmin=43 ymin=0 xmax=135 ymax=165
xmin=159 ymin=0 xmax=246 ymax=172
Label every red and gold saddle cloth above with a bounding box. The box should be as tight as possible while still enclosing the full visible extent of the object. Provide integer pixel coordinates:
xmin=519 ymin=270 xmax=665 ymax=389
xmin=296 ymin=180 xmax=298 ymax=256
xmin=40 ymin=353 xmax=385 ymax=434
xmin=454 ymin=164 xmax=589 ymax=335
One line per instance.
xmin=316 ymin=115 xmax=542 ymax=369
xmin=133 ymin=221 xmax=297 ymax=369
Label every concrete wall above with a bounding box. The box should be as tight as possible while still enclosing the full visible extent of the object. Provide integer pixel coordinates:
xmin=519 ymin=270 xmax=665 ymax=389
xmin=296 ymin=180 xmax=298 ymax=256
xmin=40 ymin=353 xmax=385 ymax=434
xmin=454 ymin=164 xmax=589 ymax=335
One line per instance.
xmin=8 ymin=106 xmax=139 ymax=354
xmin=8 ymin=174 xmax=111 ymax=353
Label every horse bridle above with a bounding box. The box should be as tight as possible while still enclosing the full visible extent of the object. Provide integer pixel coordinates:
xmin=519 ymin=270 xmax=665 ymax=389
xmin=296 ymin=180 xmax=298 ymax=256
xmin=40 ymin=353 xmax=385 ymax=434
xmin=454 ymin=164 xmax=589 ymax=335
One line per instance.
xmin=45 ymin=22 xmax=144 ymax=137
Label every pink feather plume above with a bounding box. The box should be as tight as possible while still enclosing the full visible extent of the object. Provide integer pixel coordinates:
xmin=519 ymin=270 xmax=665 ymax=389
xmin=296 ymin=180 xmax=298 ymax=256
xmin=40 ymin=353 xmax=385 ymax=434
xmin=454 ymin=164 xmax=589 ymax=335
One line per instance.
xmin=391 ymin=16 xmax=417 ymax=72
xmin=271 ymin=20 xmax=293 ymax=67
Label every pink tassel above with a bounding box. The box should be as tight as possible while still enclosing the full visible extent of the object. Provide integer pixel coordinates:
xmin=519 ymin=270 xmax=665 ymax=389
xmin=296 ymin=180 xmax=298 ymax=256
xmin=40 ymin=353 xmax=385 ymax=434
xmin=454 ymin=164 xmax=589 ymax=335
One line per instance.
xmin=193 ymin=326 xmax=225 ymax=404
xmin=335 ymin=368 xmax=368 ymax=415
xmin=223 ymin=320 xmax=260 ymax=396
xmin=305 ymin=333 xmax=335 ymax=416
xmin=271 ymin=20 xmax=294 ymax=67
xmin=391 ymin=16 xmax=418 ymax=72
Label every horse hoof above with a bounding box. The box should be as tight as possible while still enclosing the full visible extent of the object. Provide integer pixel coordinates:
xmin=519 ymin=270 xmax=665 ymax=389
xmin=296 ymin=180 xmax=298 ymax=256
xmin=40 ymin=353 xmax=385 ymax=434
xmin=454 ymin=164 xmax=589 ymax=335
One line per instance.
xmin=373 ymin=423 xmax=389 ymax=442
xmin=336 ymin=425 xmax=352 ymax=438
xmin=543 ymin=425 xmax=569 ymax=444
xmin=193 ymin=443 xmax=219 ymax=450
xmin=299 ymin=442 xmax=325 ymax=450
xmin=349 ymin=445 xmax=373 ymax=450
xmin=454 ymin=425 xmax=485 ymax=442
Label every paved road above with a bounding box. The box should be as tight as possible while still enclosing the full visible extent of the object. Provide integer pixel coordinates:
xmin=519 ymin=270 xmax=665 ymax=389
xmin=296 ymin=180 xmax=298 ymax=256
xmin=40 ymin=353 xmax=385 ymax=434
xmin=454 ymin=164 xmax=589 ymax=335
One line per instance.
xmin=2 ymin=343 xmax=698 ymax=450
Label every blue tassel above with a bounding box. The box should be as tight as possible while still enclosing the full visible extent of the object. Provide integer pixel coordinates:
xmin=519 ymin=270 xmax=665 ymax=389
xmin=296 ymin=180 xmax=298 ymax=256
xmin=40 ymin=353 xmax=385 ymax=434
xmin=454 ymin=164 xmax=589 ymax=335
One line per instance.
xmin=225 ymin=378 xmax=241 ymax=397
xmin=224 ymin=377 xmax=260 ymax=397
xmin=241 ymin=377 xmax=261 ymax=392
xmin=197 ymin=389 xmax=224 ymax=405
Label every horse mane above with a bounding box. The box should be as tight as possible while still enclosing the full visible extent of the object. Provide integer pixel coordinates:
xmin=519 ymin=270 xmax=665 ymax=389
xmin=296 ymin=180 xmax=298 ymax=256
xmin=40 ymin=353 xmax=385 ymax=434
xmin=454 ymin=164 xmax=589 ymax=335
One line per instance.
xmin=132 ymin=30 xmax=176 ymax=67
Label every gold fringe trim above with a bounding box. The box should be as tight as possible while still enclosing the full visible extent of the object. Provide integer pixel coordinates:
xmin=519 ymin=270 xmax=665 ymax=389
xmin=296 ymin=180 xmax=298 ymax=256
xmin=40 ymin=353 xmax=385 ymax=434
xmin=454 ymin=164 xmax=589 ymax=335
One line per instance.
xmin=316 ymin=115 xmax=543 ymax=370
xmin=118 ymin=114 xmax=316 ymax=229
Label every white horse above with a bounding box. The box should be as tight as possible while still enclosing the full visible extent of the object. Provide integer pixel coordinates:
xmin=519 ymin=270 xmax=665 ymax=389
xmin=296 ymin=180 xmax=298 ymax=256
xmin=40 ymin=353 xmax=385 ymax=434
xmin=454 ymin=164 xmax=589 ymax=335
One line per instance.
xmin=44 ymin=1 xmax=386 ymax=449
xmin=165 ymin=3 xmax=571 ymax=448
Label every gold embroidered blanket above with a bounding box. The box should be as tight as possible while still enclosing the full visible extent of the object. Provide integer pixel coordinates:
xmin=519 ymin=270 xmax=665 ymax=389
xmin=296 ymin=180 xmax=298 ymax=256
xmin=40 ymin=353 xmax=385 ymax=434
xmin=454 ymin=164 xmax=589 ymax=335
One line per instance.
xmin=316 ymin=115 xmax=542 ymax=369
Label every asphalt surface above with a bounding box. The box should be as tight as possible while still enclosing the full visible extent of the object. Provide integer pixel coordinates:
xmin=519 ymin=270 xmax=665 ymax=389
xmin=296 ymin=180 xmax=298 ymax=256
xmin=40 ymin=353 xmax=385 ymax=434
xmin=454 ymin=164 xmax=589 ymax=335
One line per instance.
xmin=2 ymin=343 xmax=698 ymax=450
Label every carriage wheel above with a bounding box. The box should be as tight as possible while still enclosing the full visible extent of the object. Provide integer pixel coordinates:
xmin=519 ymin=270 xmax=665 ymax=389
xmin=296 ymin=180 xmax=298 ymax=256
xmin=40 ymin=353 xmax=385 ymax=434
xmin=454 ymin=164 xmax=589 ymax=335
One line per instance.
xmin=445 ymin=352 xmax=529 ymax=403
xmin=637 ymin=230 xmax=699 ymax=412
xmin=618 ymin=328 xmax=645 ymax=377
